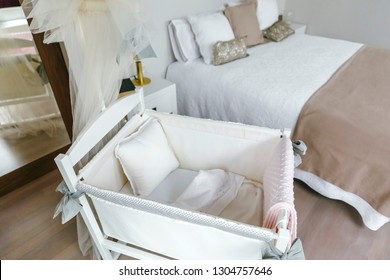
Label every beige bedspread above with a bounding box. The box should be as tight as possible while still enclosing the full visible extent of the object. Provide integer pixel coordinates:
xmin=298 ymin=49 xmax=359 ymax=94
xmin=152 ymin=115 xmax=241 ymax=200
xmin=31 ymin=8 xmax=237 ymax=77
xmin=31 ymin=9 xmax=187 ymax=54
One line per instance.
xmin=293 ymin=46 xmax=390 ymax=217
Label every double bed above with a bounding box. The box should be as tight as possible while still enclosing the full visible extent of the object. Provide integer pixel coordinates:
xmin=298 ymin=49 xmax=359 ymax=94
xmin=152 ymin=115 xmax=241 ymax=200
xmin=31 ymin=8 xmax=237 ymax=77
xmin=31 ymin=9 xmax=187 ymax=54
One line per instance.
xmin=166 ymin=27 xmax=390 ymax=230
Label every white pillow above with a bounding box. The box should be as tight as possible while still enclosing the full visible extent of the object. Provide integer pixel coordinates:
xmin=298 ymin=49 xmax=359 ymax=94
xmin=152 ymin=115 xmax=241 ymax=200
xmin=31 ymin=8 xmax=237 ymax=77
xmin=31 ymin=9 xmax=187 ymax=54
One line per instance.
xmin=169 ymin=18 xmax=201 ymax=63
xmin=257 ymin=0 xmax=279 ymax=30
xmin=188 ymin=12 xmax=235 ymax=64
xmin=168 ymin=22 xmax=185 ymax=63
xmin=115 ymin=117 xmax=179 ymax=197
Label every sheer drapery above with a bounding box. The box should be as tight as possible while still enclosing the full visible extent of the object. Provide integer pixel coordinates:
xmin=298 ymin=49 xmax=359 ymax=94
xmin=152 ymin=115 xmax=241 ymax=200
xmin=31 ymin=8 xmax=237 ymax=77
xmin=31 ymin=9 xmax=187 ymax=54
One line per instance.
xmin=23 ymin=0 xmax=151 ymax=139
xmin=22 ymin=0 xmax=153 ymax=259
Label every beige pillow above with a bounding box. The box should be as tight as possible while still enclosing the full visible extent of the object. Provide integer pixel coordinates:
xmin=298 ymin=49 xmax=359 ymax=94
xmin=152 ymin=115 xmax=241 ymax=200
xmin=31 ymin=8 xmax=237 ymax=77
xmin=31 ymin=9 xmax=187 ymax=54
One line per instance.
xmin=263 ymin=20 xmax=295 ymax=42
xmin=213 ymin=38 xmax=248 ymax=66
xmin=224 ymin=2 xmax=264 ymax=47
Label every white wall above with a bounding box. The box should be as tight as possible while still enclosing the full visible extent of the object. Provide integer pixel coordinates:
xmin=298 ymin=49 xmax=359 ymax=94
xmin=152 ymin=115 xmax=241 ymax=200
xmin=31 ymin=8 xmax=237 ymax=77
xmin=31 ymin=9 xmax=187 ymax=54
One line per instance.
xmin=283 ymin=0 xmax=390 ymax=49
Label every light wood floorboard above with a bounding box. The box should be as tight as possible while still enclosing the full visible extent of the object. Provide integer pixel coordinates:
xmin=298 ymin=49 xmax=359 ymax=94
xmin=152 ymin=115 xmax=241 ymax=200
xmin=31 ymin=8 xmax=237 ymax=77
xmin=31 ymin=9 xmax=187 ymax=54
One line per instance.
xmin=0 ymin=170 xmax=87 ymax=260
xmin=1 ymin=170 xmax=389 ymax=260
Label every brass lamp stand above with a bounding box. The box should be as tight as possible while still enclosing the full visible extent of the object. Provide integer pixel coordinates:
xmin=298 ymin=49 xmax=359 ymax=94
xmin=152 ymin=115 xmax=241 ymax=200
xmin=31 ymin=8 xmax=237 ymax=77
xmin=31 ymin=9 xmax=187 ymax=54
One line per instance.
xmin=131 ymin=55 xmax=151 ymax=86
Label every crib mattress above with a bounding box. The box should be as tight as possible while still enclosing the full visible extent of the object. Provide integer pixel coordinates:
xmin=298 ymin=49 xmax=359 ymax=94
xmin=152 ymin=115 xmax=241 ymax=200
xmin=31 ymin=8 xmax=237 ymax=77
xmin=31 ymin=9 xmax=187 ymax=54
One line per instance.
xmin=119 ymin=168 xmax=264 ymax=227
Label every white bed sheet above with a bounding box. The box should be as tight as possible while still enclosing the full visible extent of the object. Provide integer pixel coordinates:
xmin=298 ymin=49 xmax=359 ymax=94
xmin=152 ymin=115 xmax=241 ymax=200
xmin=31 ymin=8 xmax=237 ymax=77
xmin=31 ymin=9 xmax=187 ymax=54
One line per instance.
xmin=167 ymin=34 xmax=362 ymax=131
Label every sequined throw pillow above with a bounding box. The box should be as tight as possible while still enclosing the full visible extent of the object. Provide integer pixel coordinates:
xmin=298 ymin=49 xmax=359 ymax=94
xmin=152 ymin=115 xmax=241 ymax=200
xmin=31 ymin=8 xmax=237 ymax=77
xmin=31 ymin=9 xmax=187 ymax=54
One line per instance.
xmin=213 ymin=38 xmax=248 ymax=66
xmin=263 ymin=20 xmax=295 ymax=42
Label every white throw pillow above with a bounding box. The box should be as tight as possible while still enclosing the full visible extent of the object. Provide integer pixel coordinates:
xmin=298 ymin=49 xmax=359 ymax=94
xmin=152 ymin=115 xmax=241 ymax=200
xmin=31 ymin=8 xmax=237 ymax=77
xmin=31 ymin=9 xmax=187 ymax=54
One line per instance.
xmin=169 ymin=18 xmax=201 ymax=62
xmin=188 ymin=12 xmax=235 ymax=64
xmin=115 ymin=117 xmax=179 ymax=197
xmin=257 ymin=0 xmax=279 ymax=30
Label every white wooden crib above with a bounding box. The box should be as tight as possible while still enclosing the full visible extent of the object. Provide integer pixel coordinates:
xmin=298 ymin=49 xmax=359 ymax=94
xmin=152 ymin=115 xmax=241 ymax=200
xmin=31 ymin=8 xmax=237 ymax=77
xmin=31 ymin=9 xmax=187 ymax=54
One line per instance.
xmin=54 ymin=89 xmax=303 ymax=260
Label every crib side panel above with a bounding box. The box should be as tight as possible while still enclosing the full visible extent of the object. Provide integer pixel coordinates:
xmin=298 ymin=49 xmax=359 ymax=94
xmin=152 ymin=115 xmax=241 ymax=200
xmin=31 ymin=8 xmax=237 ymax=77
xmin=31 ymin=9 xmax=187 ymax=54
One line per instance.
xmin=148 ymin=111 xmax=284 ymax=183
xmin=92 ymin=197 xmax=267 ymax=260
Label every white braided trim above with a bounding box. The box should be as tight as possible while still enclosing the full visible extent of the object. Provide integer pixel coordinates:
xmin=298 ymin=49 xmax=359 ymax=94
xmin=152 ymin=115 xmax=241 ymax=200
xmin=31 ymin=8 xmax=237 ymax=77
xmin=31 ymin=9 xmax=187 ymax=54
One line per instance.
xmin=77 ymin=182 xmax=276 ymax=242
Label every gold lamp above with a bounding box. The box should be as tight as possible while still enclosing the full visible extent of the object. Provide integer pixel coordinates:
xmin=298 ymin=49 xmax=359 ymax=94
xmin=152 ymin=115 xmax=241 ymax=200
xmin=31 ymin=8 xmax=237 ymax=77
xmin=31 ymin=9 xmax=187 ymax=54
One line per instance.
xmin=130 ymin=43 xmax=156 ymax=86
xmin=131 ymin=55 xmax=151 ymax=86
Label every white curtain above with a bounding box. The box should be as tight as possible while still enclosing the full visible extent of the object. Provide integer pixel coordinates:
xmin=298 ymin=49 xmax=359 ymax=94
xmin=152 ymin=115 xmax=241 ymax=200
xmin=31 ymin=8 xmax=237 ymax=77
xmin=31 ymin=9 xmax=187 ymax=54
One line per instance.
xmin=22 ymin=0 xmax=153 ymax=259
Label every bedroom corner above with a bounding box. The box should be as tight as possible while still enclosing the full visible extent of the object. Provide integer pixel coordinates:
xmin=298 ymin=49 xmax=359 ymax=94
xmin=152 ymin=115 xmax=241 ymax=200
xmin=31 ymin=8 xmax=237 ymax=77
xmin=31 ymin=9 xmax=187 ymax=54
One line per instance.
xmin=1 ymin=0 xmax=389 ymax=269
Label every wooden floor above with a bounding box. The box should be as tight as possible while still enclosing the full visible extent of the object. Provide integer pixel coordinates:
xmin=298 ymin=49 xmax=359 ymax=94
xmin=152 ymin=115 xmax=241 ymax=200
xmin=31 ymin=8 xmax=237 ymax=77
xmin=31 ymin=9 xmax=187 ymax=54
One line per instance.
xmin=0 ymin=170 xmax=389 ymax=260
xmin=0 ymin=170 xmax=87 ymax=260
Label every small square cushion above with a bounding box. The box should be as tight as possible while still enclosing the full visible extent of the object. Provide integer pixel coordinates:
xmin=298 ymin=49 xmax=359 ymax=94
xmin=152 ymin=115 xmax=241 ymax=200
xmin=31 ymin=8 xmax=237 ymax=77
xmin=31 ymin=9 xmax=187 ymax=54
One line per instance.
xmin=224 ymin=2 xmax=264 ymax=47
xmin=115 ymin=117 xmax=179 ymax=197
xmin=263 ymin=20 xmax=295 ymax=42
xmin=188 ymin=12 xmax=235 ymax=64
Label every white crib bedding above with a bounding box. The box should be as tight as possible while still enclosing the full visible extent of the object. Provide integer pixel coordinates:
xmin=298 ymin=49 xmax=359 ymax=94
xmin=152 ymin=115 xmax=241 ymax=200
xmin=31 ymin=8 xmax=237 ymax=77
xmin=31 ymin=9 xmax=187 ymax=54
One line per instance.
xmin=119 ymin=168 xmax=264 ymax=227
xmin=119 ymin=169 xmax=198 ymax=204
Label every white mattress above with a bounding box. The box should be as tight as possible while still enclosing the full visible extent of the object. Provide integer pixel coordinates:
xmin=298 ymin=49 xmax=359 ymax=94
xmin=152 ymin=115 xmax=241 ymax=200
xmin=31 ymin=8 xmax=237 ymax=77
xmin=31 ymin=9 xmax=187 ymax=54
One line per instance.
xmin=167 ymin=34 xmax=362 ymax=131
xmin=120 ymin=168 xmax=264 ymax=227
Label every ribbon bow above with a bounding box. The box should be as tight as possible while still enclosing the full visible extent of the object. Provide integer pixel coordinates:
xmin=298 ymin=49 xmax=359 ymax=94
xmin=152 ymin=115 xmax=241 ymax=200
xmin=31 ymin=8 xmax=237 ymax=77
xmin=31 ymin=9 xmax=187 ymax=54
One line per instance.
xmin=262 ymin=238 xmax=305 ymax=260
xmin=53 ymin=181 xmax=83 ymax=224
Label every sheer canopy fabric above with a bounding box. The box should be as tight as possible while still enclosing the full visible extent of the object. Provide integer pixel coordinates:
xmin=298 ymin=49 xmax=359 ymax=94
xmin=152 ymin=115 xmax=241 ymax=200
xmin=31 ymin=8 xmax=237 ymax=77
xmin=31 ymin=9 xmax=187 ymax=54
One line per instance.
xmin=23 ymin=0 xmax=151 ymax=139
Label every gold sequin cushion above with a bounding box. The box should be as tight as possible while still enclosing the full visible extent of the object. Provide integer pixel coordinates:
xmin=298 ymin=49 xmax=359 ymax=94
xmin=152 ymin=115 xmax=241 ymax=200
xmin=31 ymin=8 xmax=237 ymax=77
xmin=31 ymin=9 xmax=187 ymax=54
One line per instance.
xmin=213 ymin=38 xmax=248 ymax=66
xmin=263 ymin=20 xmax=295 ymax=42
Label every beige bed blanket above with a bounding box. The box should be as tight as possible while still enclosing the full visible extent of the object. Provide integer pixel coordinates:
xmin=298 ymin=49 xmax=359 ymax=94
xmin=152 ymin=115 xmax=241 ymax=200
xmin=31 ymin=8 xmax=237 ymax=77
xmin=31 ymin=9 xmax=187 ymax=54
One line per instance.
xmin=293 ymin=46 xmax=390 ymax=218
